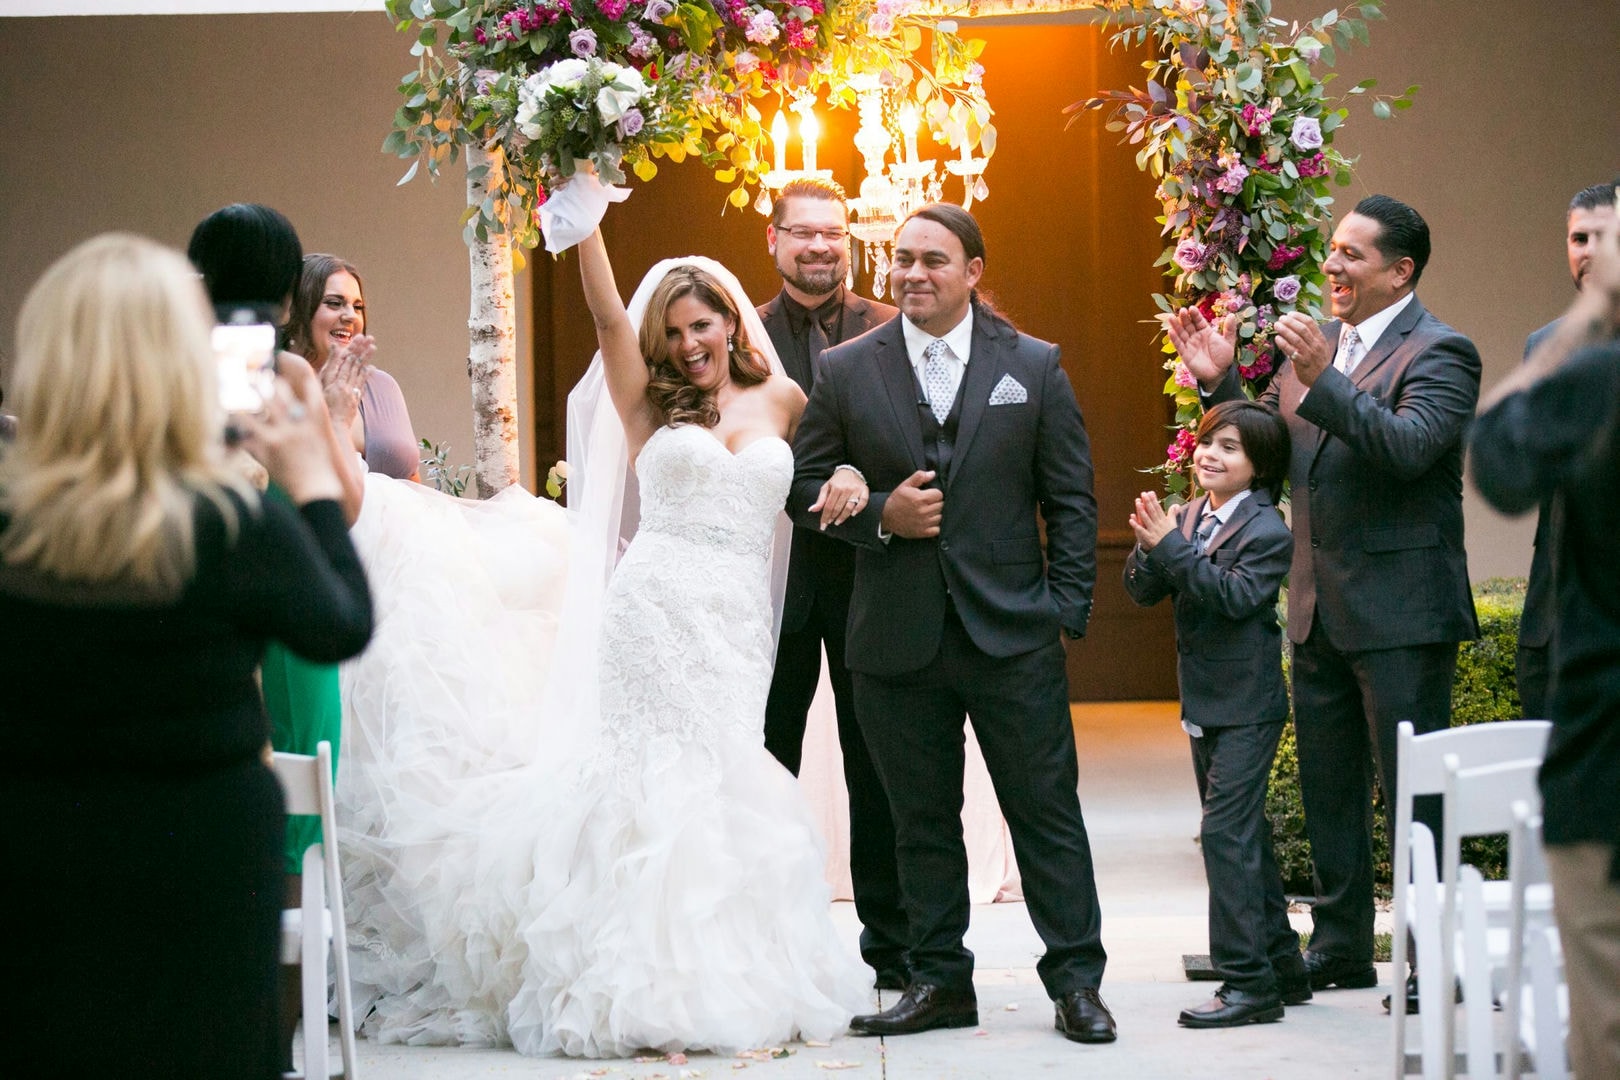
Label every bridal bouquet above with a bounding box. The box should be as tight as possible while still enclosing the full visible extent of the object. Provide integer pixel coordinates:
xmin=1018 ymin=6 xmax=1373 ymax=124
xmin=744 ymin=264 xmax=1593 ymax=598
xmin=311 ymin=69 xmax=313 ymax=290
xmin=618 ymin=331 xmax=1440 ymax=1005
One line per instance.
xmin=385 ymin=1 xmax=994 ymax=251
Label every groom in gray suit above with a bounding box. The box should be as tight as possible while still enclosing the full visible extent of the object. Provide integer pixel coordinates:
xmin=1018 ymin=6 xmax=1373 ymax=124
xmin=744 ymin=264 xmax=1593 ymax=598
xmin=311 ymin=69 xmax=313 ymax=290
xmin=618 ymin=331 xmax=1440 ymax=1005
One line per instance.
xmin=1171 ymin=194 xmax=1481 ymax=1010
xmin=791 ymin=204 xmax=1114 ymax=1045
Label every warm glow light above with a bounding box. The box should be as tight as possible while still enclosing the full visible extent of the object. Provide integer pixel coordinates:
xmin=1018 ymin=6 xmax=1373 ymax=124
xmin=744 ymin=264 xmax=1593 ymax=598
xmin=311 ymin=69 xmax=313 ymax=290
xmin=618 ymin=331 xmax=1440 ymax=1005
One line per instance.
xmin=771 ymin=110 xmax=790 ymax=174
xmin=799 ymin=110 xmax=820 ymax=173
xmin=898 ymin=104 xmax=920 ymax=165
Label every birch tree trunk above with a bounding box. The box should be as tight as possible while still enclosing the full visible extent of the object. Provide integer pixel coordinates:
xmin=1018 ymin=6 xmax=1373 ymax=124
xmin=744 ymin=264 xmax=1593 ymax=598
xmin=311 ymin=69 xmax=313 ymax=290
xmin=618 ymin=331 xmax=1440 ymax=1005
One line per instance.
xmin=466 ymin=144 xmax=522 ymax=498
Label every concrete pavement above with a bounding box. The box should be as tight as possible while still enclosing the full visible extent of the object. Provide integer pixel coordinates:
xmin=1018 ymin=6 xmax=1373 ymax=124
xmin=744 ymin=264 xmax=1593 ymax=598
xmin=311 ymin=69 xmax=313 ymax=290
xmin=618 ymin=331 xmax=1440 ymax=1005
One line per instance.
xmin=312 ymin=702 xmax=1406 ymax=1079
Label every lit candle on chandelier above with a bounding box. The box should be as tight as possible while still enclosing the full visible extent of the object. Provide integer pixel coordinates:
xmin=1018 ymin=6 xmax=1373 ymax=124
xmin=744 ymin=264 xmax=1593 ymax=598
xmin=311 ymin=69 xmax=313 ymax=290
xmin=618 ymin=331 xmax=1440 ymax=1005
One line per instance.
xmin=899 ymin=104 xmax=919 ymax=165
xmin=799 ymin=109 xmax=820 ymax=173
xmin=960 ymin=138 xmax=973 ymax=165
xmin=771 ymin=110 xmax=789 ymax=174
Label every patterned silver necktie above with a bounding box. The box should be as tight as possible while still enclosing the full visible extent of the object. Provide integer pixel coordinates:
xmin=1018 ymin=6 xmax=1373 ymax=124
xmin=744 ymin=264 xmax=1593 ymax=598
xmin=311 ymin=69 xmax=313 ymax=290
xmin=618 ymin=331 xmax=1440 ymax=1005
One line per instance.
xmin=1337 ymin=325 xmax=1364 ymax=377
xmin=1194 ymin=512 xmax=1220 ymax=554
xmin=923 ymin=338 xmax=953 ymax=423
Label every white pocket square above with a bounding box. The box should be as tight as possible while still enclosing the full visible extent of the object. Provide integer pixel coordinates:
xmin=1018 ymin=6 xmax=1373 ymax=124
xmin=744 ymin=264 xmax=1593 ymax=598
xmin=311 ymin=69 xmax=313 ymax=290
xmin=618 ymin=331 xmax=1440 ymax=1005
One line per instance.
xmin=988 ymin=374 xmax=1027 ymax=405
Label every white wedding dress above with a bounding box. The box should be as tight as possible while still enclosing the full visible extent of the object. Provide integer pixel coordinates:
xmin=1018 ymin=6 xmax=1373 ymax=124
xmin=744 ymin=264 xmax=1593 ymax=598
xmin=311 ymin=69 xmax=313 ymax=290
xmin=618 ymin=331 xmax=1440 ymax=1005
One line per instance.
xmin=505 ymin=423 xmax=868 ymax=1056
xmin=337 ymin=425 xmax=868 ymax=1057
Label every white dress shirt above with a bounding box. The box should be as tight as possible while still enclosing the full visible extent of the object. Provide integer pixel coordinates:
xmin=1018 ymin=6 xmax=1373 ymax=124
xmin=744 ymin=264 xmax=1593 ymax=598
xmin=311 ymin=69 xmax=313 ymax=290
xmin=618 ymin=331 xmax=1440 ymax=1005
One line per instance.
xmin=1334 ymin=291 xmax=1414 ymax=376
xmin=902 ymin=308 xmax=974 ymax=414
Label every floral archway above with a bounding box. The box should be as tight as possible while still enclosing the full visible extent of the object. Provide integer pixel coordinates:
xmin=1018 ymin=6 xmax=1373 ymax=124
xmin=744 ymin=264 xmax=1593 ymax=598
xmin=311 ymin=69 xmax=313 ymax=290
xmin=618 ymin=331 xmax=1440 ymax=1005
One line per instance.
xmin=385 ymin=0 xmax=1408 ymax=496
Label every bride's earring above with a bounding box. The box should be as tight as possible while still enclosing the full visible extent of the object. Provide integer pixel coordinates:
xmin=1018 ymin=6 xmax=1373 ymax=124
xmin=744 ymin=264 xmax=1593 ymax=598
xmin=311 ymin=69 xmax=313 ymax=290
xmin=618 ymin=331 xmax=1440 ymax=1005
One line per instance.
xmin=727 ymin=334 xmax=734 ymax=356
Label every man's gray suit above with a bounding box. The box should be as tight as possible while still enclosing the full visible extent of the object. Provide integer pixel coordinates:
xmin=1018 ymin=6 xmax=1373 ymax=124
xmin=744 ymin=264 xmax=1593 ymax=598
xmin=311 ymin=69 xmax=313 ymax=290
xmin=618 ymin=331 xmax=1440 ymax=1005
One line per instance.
xmin=1209 ymin=295 xmax=1481 ymax=963
xmin=790 ymin=303 xmax=1107 ymax=997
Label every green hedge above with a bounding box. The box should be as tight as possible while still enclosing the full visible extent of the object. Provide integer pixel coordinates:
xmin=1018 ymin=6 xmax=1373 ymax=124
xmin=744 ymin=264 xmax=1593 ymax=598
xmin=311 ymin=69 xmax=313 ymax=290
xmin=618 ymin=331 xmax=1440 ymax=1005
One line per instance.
xmin=1266 ymin=578 xmax=1528 ymax=897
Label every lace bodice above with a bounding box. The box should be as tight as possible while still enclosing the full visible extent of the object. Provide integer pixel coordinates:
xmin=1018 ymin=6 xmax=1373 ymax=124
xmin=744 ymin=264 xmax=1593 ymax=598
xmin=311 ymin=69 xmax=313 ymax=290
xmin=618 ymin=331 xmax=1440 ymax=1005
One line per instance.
xmin=633 ymin=425 xmax=792 ymax=558
xmin=593 ymin=424 xmax=793 ymax=786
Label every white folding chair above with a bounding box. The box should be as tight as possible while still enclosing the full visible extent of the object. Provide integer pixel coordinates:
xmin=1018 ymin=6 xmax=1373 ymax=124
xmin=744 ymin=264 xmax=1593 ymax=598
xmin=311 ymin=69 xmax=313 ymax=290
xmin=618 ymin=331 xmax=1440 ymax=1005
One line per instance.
xmin=1390 ymin=720 xmax=1550 ymax=1079
xmin=1445 ymin=757 xmax=1542 ymax=1078
xmin=1502 ymin=805 xmax=1565 ymax=1080
xmin=272 ymin=742 xmax=359 ymax=1080
xmin=1518 ymin=923 xmax=1568 ymax=1080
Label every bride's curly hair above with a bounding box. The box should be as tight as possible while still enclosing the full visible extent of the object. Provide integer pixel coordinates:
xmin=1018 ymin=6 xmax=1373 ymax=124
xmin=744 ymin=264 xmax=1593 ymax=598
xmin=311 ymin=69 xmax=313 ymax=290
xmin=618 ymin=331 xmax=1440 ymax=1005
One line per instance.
xmin=638 ymin=265 xmax=771 ymax=428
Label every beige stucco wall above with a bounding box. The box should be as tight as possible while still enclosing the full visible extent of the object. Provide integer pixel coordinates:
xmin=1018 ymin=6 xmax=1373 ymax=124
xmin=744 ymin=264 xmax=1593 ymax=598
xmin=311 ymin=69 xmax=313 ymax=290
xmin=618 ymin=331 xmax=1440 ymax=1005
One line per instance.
xmin=0 ymin=11 xmax=530 ymax=485
xmin=2 ymin=2 xmax=1617 ymax=579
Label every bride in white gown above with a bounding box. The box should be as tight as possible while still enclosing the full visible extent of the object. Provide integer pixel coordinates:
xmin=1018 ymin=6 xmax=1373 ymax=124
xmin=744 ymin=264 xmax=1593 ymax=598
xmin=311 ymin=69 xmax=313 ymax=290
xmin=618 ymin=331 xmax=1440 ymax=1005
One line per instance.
xmin=337 ymin=226 xmax=869 ymax=1057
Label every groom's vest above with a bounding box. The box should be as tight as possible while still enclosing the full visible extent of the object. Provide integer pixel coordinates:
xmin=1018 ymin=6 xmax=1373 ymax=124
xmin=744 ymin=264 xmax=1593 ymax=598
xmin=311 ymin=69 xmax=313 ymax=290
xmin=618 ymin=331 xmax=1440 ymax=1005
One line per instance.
xmin=912 ymin=366 xmax=967 ymax=488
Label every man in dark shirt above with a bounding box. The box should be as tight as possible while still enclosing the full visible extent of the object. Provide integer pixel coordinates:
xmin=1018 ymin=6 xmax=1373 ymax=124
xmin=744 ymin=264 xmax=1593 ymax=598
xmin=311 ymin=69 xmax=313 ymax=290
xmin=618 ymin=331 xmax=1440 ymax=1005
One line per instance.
xmin=1471 ymin=183 xmax=1620 ymax=1080
xmin=756 ymin=178 xmax=906 ymax=989
xmin=1515 ymin=182 xmax=1616 ymax=719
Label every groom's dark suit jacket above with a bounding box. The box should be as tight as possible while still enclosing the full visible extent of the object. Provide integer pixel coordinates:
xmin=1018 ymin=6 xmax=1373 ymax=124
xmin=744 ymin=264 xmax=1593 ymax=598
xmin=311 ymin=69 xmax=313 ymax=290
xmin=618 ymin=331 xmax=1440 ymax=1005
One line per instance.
xmin=758 ymin=289 xmax=894 ymax=634
xmin=790 ymin=307 xmax=1098 ymax=675
xmin=1210 ymin=296 xmax=1480 ymax=649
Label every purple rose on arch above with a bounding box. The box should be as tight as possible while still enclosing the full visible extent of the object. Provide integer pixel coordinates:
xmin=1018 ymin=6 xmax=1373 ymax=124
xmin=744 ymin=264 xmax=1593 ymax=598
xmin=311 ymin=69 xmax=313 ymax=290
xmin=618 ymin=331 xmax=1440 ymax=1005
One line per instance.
xmin=1173 ymin=238 xmax=1207 ymax=272
xmin=617 ymin=108 xmax=645 ymax=138
xmin=644 ymin=0 xmax=674 ymax=20
xmin=569 ymin=27 xmax=598 ymax=56
xmin=1272 ymin=275 xmax=1301 ymax=304
xmin=1290 ymin=116 xmax=1323 ymax=151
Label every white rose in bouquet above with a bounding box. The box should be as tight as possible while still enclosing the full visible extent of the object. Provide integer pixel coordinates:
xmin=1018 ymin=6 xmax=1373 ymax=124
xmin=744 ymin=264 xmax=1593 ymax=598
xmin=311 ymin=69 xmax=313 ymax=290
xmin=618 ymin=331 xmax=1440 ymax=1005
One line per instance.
xmin=517 ymin=58 xmax=595 ymax=139
xmin=541 ymin=58 xmax=590 ymax=92
xmin=595 ymin=64 xmax=646 ymax=125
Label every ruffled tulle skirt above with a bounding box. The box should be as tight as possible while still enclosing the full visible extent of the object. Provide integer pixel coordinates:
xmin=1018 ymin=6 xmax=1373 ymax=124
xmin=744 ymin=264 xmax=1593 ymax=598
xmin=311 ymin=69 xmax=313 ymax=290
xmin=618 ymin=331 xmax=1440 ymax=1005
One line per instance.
xmin=506 ymin=731 xmax=870 ymax=1058
xmin=337 ymin=473 xmax=867 ymax=1055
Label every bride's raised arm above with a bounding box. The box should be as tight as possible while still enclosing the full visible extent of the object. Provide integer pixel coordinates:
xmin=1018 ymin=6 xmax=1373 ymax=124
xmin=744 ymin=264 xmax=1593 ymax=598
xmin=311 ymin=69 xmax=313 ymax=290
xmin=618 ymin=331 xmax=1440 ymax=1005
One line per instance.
xmin=579 ymin=228 xmax=659 ymax=453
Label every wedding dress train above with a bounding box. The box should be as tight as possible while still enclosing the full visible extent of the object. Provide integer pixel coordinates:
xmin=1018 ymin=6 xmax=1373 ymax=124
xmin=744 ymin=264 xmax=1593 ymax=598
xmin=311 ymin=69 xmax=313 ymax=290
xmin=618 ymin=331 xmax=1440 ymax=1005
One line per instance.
xmin=337 ymin=426 xmax=868 ymax=1056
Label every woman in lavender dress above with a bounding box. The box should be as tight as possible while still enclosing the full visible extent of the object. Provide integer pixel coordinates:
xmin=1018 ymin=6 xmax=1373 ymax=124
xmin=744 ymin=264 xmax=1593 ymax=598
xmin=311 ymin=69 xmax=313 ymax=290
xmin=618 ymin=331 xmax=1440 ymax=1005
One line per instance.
xmin=288 ymin=254 xmax=420 ymax=481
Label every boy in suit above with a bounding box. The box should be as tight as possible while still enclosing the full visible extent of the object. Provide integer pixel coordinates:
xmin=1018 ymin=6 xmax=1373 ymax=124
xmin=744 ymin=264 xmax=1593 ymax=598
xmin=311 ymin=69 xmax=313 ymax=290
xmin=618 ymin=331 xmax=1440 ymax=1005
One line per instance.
xmin=1125 ymin=400 xmax=1306 ymax=1027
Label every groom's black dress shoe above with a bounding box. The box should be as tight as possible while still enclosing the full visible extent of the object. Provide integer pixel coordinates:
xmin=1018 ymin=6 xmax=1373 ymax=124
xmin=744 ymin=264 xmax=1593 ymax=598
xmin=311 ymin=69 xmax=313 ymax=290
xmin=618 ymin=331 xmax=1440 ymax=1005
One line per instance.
xmin=1054 ymin=988 xmax=1117 ymax=1044
xmin=850 ymin=983 xmax=978 ymax=1036
xmin=1274 ymin=954 xmax=1314 ymax=1005
xmin=1178 ymin=985 xmax=1285 ymax=1029
xmin=1302 ymin=950 xmax=1378 ymax=990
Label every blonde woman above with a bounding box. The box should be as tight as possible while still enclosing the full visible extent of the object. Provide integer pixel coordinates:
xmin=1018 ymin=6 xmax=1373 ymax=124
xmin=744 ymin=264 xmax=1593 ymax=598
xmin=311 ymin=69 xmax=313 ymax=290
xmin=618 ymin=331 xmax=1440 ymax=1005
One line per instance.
xmin=0 ymin=234 xmax=373 ymax=1079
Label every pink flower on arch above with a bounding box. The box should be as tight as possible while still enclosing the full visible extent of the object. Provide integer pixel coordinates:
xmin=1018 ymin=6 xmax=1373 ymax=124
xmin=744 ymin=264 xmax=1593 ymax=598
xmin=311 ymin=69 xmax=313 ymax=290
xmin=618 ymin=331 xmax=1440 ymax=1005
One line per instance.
xmin=1166 ymin=427 xmax=1198 ymax=465
xmin=1173 ymin=238 xmax=1208 ymax=271
xmin=1240 ymin=102 xmax=1273 ymax=136
xmin=1214 ymin=162 xmax=1249 ymax=195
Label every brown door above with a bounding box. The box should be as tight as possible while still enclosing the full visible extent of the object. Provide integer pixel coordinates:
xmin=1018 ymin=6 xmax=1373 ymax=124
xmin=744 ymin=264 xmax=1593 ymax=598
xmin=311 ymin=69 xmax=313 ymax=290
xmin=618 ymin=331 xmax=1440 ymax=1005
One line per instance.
xmin=528 ymin=23 xmax=1178 ymax=700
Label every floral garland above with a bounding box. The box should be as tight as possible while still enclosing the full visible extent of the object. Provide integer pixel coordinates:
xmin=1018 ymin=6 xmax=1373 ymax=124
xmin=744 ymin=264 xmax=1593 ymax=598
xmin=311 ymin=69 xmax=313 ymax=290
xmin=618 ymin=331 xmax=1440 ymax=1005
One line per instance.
xmin=384 ymin=0 xmax=993 ymax=250
xmin=1072 ymin=0 xmax=1412 ymax=497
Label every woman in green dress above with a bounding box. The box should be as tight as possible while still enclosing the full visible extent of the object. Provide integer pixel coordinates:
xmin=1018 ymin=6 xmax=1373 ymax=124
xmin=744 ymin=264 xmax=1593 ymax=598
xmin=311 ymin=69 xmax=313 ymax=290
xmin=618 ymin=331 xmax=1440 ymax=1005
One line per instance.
xmin=188 ymin=203 xmax=368 ymax=1061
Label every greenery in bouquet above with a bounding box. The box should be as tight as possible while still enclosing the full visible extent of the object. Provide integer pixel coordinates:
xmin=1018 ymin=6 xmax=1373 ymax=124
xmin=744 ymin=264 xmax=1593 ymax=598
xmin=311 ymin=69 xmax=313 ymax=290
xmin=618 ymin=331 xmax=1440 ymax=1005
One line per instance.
xmin=1070 ymin=0 xmax=1412 ymax=499
xmin=383 ymin=0 xmax=994 ymax=250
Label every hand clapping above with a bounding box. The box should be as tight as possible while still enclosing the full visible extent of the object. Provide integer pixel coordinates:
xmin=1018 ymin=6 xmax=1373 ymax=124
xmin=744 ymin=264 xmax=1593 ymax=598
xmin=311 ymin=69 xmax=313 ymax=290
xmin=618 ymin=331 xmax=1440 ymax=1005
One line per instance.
xmin=320 ymin=333 xmax=376 ymax=428
xmin=1273 ymin=312 xmax=1332 ymax=386
xmin=1163 ymin=308 xmax=1237 ymax=389
xmin=1129 ymin=491 xmax=1181 ymax=552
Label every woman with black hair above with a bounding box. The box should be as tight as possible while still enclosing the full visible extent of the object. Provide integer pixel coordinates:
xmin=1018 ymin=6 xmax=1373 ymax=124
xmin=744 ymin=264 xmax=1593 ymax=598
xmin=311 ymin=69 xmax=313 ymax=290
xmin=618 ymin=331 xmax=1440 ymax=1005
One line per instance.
xmin=188 ymin=202 xmax=369 ymax=1067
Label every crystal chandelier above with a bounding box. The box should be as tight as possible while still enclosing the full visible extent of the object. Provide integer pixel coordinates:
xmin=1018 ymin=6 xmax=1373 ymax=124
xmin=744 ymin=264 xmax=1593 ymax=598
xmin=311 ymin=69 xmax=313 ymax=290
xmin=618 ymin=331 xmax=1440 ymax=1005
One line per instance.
xmin=760 ymin=78 xmax=990 ymax=298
